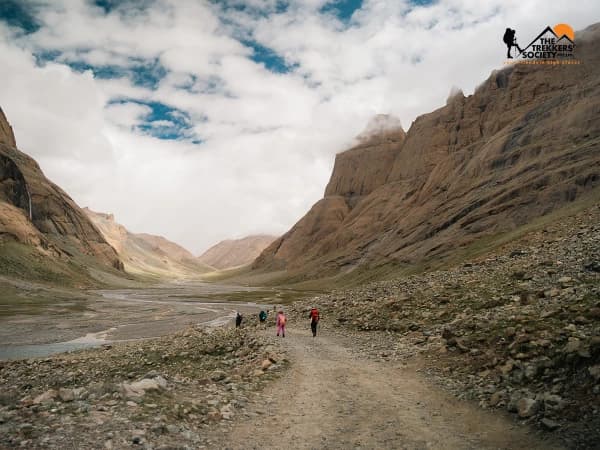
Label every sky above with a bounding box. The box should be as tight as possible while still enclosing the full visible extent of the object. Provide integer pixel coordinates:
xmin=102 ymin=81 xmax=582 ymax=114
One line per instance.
xmin=1 ymin=0 xmax=598 ymax=254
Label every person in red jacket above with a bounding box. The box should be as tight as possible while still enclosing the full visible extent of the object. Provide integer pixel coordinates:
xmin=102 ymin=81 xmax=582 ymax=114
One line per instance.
xmin=308 ymin=307 xmax=320 ymax=337
xmin=276 ymin=310 xmax=287 ymax=338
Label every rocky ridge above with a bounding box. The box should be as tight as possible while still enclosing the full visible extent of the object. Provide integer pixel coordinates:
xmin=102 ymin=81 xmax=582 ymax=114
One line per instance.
xmin=284 ymin=200 xmax=600 ymax=449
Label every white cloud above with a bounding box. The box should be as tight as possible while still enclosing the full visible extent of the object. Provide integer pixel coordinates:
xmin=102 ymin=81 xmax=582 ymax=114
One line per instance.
xmin=1 ymin=0 xmax=599 ymax=254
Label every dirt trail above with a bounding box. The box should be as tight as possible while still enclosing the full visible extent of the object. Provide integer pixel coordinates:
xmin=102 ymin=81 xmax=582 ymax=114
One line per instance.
xmin=221 ymin=327 xmax=562 ymax=450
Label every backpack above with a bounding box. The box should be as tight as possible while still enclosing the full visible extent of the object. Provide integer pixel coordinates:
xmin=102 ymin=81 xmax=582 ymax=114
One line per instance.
xmin=310 ymin=308 xmax=319 ymax=322
xmin=279 ymin=314 xmax=286 ymax=326
xmin=503 ymin=29 xmax=514 ymax=45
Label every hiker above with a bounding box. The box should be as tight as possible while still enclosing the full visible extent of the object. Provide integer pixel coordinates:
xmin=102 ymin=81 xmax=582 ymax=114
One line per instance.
xmin=259 ymin=310 xmax=267 ymax=323
xmin=276 ymin=310 xmax=287 ymax=338
xmin=235 ymin=311 xmax=243 ymax=328
xmin=503 ymin=28 xmax=523 ymax=58
xmin=308 ymin=306 xmax=320 ymax=337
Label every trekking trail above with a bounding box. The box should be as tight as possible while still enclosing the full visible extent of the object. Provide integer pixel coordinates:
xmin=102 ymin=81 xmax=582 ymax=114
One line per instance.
xmin=220 ymin=327 xmax=563 ymax=450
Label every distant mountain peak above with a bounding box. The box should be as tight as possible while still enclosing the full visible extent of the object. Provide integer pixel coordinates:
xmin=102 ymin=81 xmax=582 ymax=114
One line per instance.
xmin=198 ymin=234 xmax=277 ymax=270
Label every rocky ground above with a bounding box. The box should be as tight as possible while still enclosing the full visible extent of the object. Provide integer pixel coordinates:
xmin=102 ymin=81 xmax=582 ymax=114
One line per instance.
xmin=0 ymin=327 xmax=287 ymax=449
xmin=284 ymin=203 xmax=600 ymax=449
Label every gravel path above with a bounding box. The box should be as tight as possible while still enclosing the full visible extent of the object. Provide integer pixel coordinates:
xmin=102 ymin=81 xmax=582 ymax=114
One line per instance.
xmin=220 ymin=326 xmax=563 ymax=450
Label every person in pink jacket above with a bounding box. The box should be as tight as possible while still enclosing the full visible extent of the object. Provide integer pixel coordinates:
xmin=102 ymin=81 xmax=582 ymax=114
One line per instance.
xmin=276 ymin=310 xmax=287 ymax=338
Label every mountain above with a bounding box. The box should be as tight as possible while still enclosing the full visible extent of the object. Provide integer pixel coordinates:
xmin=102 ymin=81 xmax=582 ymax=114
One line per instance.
xmin=198 ymin=235 xmax=277 ymax=270
xmin=254 ymin=23 xmax=600 ymax=279
xmin=0 ymin=107 xmax=123 ymax=283
xmin=83 ymin=208 xmax=211 ymax=278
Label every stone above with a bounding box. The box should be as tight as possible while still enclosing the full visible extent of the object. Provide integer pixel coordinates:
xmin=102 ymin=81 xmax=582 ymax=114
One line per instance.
xmin=58 ymin=388 xmax=75 ymax=402
xmin=588 ymin=365 xmax=600 ymax=381
xmin=261 ymin=359 xmax=273 ymax=370
xmin=489 ymin=392 xmax=504 ymax=407
xmin=220 ymin=404 xmax=234 ymax=420
xmin=207 ymin=411 xmax=222 ymax=421
xmin=583 ymin=260 xmax=600 ymax=272
xmin=19 ymin=423 xmax=33 ymax=435
xmin=441 ymin=328 xmax=454 ymax=340
xmin=541 ymin=418 xmax=560 ymax=430
xmin=542 ymin=393 xmax=564 ymax=411
xmin=121 ymin=378 xmax=164 ymax=399
xmin=563 ymin=338 xmax=581 ymax=354
xmin=544 ymin=288 xmax=561 ymax=298
xmin=210 ymin=371 xmax=227 ymax=382
xmin=517 ymin=398 xmax=539 ymax=418
xmin=33 ymin=389 xmax=57 ymax=405
xmin=499 ymin=360 xmax=515 ymax=375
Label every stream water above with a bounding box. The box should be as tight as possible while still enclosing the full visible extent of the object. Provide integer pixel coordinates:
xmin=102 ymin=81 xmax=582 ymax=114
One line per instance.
xmin=0 ymin=282 xmax=270 ymax=360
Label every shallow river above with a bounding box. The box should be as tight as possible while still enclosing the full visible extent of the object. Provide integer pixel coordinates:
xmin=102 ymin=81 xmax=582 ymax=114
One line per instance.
xmin=0 ymin=281 xmax=273 ymax=360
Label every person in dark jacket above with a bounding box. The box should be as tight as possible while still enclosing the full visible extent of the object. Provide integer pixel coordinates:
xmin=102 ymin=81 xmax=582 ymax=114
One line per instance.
xmin=235 ymin=312 xmax=243 ymax=328
xmin=259 ymin=310 xmax=267 ymax=322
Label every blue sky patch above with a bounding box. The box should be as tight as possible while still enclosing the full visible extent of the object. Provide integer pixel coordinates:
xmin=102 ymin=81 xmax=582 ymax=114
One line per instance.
xmin=320 ymin=0 xmax=363 ymax=23
xmin=109 ymin=98 xmax=202 ymax=142
xmin=242 ymin=39 xmax=293 ymax=73
xmin=411 ymin=0 xmax=437 ymax=5
xmin=92 ymin=0 xmax=156 ymax=15
xmin=34 ymin=51 xmax=167 ymax=89
xmin=93 ymin=0 xmax=119 ymax=13
xmin=209 ymin=0 xmax=288 ymax=17
xmin=0 ymin=0 xmax=40 ymax=34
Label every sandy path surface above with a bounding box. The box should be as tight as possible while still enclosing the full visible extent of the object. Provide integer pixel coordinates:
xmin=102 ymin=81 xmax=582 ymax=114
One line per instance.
xmin=220 ymin=327 xmax=563 ymax=450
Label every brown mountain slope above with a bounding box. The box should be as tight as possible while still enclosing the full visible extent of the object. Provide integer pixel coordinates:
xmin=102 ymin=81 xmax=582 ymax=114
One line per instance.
xmin=135 ymin=233 xmax=195 ymax=261
xmin=83 ymin=208 xmax=210 ymax=278
xmin=0 ymin=107 xmax=123 ymax=282
xmin=254 ymin=23 xmax=600 ymax=278
xmin=198 ymin=235 xmax=277 ymax=270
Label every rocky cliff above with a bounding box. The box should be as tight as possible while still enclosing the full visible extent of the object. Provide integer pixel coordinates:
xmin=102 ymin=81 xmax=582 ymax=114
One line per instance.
xmin=255 ymin=23 xmax=600 ymax=277
xmin=84 ymin=208 xmax=210 ymax=278
xmin=0 ymin=107 xmax=123 ymax=278
xmin=198 ymin=235 xmax=277 ymax=270
xmin=0 ymin=107 xmax=16 ymax=147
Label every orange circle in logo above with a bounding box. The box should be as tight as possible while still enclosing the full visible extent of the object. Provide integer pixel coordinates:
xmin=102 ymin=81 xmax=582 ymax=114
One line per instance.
xmin=553 ymin=23 xmax=574 ymax=41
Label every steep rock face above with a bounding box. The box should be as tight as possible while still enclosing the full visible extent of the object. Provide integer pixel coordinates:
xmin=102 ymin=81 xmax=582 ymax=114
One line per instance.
xmin=324 ymin=117 xmax=406 ymax=200
xmin=0 ymin=109 xmax=122 ymax=271
xmin=255 ymin=24 xmax=600 ymax=275
xmin=0 ymin=107 xmax=16 ymax=147
xmin=199 ymin=234 xmax=277 ymax=270
xmin=81 ymin=209 xmax=128 ymax=254
xmin=84 ymin=208 xmax=209 ymax=277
